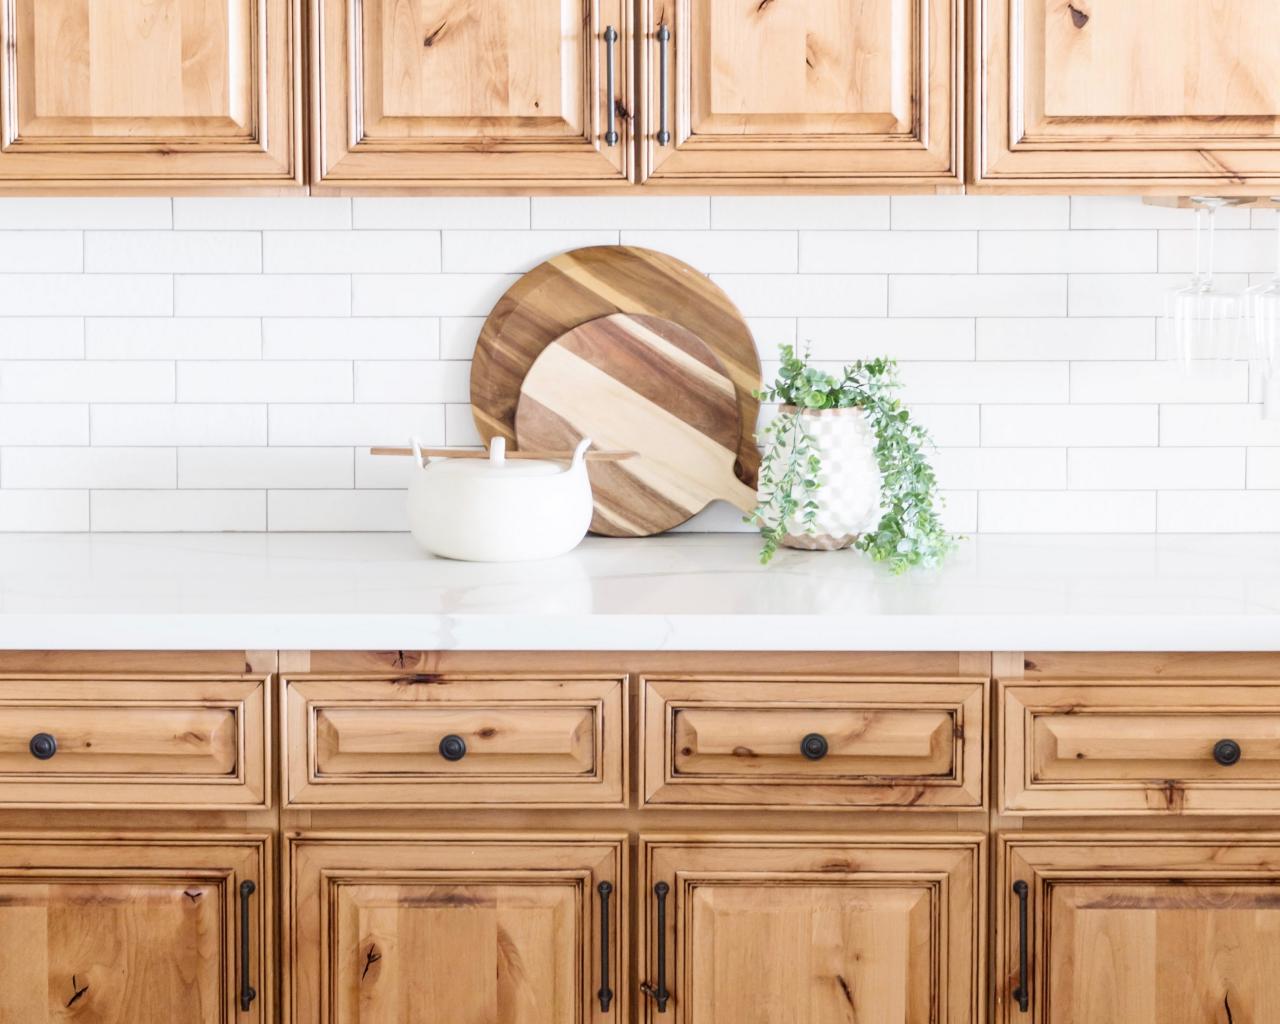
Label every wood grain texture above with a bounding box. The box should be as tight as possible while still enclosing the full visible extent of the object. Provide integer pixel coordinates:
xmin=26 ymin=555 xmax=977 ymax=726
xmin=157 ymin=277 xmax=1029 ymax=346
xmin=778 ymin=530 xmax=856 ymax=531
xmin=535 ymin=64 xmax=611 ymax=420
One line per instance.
xmin=996 ymin=833 xmax=1280 ymax=1023
xmin=0 ymin=0 xmax=302 ymax=189
xmin=473 ymin=246 xmax=761 ymax=489
xmin=975 ymin=0 xmax=1280 ymax=190
xmin=515 ymin=314 xmax=755 ymax=536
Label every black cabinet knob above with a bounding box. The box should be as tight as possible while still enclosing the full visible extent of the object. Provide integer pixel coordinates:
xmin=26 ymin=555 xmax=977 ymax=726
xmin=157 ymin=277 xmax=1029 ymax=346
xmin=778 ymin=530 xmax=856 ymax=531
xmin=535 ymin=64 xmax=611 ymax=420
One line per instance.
xmin=29 ymin=733 xmax=57 ymax=760
xmin=1213 ymin=739 xmax=1242 ymax=766
xmin=800 ymin=733 xmax=829 ymax=761
xmin=439 ymin=734 xmax=467 ymax=761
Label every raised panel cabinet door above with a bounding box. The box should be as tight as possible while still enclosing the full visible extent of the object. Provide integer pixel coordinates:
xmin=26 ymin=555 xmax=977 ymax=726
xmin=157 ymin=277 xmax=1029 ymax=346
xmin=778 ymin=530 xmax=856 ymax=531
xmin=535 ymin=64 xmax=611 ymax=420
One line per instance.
xmin=0 ymin=0 xmax=301 ymax=189
xmin=996 ymin=833 xmax=1280 ymax=1023
xmin=976 ymin=0 xmax=1280 ymax=190
xmin=311 ymin=0 xmax=634 ymax=189
xmin=288 ymin=833 xmax=627 ymax=1023
xmin=0 ymin=832 xmax=272 ymax=1023
xmin=640 ymin=0 xmax=961 ymax=187
xmin=639 ymin=834 xmax=985 ymax=1023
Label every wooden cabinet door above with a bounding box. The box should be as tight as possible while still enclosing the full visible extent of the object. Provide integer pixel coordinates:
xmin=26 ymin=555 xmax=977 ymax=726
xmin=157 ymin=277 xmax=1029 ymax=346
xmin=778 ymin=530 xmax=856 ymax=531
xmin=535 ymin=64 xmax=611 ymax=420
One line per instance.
xmin=639 ymin=834 xmax=984 ymax=1023
xmin=288 ymin=833 xmax=626 ymax=1023
xmin=312 ymin=0 xmax=633 ymax=190
xmin=976 ymin=0 xmax=1280 ymax=190
xmin=640 ymin=0 xmax=960 ymax=188
xmin=0 ymin=832 xmax=272 ymax=1023
xmin=0 ymin=0 xmax=301 ymax=190
xmin=997 ymin=833 xmax=1280 ymax=1022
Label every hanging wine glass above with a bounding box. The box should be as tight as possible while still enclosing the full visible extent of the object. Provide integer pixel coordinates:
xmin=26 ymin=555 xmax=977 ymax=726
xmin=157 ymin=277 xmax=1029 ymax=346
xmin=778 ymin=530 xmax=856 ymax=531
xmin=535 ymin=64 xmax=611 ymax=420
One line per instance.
xmin=1242 ymin=201 xmax=1280 ymax=417
xmin=1163 ymin=198 xmax=1245 ymax=364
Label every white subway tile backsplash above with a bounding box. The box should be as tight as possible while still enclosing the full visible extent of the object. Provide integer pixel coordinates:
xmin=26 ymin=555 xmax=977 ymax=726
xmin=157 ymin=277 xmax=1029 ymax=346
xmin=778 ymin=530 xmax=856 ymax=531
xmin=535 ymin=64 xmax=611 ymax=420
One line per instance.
xmin=85 ymin=231 xmax=260 ymax=273
xmin=801 ymin=231 xmax=976 ymax=274
xmin=0 ymin=194 xmax=1273 ymax=533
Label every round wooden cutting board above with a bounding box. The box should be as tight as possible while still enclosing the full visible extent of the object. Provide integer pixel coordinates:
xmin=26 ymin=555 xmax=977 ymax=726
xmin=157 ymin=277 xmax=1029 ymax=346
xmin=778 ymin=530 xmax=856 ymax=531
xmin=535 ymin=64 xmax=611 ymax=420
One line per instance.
xmin=472 ymin=245 xmax=762 ymax=487
xmin=514 ymin=314 xmax=758 ymax=537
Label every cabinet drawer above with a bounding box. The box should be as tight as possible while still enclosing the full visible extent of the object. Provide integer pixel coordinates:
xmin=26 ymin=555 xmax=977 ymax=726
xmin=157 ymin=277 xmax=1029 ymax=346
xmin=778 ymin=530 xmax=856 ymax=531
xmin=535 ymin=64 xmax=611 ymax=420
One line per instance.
xmin=1001 ymin=679 xmax=1280 ymax=814
xmin=0 ymin=676 xmax=270 ymax=808
xmin=641 ymin=677 xmax=987 ymax=808
xmin=284 ymin=675 xmax=626 ymax=806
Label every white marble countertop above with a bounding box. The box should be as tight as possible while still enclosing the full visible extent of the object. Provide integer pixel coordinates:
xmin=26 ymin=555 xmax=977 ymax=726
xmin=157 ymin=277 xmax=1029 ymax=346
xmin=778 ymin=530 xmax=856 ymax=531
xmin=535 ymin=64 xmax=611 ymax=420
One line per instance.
xmin=0 ymin=532 xmax=1278 ymax=651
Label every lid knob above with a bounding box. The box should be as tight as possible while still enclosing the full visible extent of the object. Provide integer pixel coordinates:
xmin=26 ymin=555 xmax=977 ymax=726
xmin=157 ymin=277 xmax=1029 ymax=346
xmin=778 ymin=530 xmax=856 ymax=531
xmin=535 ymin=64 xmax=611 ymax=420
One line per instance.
xmin=489 ymin=436 xmax=507 ymax=467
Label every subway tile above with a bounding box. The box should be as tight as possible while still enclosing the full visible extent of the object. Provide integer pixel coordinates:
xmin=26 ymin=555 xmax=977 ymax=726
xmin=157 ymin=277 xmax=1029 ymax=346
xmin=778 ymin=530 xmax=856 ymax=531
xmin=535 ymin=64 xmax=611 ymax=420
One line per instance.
xmin=798 ymin=318 xmax=974 ymax=361
xmin=0 ymin=198 xmax=171 ymax=229
xmin=892 ymin=196 xmax=1070 ymax=230
xmin=910 ymin=405 xmax=981 ymax=447
xmin=352 ymin=274 xmax=517 ymax=316
xmin=899 ymin=361 xmax=1068 ymax=404
xmin=1249 ymin=448 xmax=1280 ymax=488
xmin=356 ymin=446 xmax=416 ymax=489
xmin=440 ymin=318 xmax=485 ymax=360
xmin=1158 ymin=230 xmax=1279 ymax=274
xmin=746 ymin=318 xmax=796 ymax=356
xmin=979 ymin=490 xmax=1155 ymax=532
xmin=801 ymin=231 xmax=977 ymax=274
xmin=354 ymin=197 xmax=529 ymax=229
xmin=1071 ymin=360 xmax=1248 ymax=404
xmin=1070 ymin=447 xmax=1246 ymax=490
xmin=268 ymin=489 xmax=406 ymax=531
xmin=977 ymin=317 xmax=1155 ymax=360
xmin=91 ymin=490 xmax=265 ymax=531
xmin=933 ymin=447 xmax=1067 ymax=490
xmin=621 ymin=230 xmax=797 ymax=273
xmin=889 ymin=275 xmax=1066 ymax=317
xmin=1069 ymin=273 xmax=1248 ymax=317
xmin=85 ymin=231 xmax=260 ymax=273
xmin=0 ymin=361 xmax=173 ymax=403
xmin=174 ymin=197 xmax=351 ymax=230
xmin=263 ymin=318 xmax=438 ymax=360
xmin=91 ymin=404 xmax=266 ymax=446
xmin=442 ymin=230 xmax=617 ymax=273
xmin=1 ymin=447 xmax=175 ymax=489
xmin=1071 ymin=197 xmax=1250 ymax=230
xmin=264 ymin=231 xmax=441 ymax=273
xmin=268 ymin=404 xmax=445 ymax=446
xmin=0 ymin=275 xmax=171 ymax=316
xmin=0 ymin=319 xmax=84 ymax=359
xmin=979 ymin=231 xmax=1155 ymax=273
xmin=0 ymin=491 xmax=89 ymax=531
xmin=86 ymin=318 xmax=261 ymax=360
xmin=175 ymin=275 xmax=350 ymax=317
xmin=0 ymin=232 xmax=82 ymax=272
xmin=179 ymin=447 xmax=353 ymax=489
xmin=712 ymin=274 xmax=886 ymax=317
xmin=444 ymin=404 xmax=484 ymax=447
xmin=939 ymin=491 xmax=979 ymax=533
xmin=355 ymin=361 xmax=470 ymax=403
xmin=0 ymin=405 xmax=89 ymax=445
xmin=712 ymin=197 xmax=889 ymax=230
xmin=1157 ymin=491 xmax=1280 ymax=532
xmin=982 ymin=405 xmax=1159 ymax=447
xmin=177 ymin=361 xmax=352 ymax=403
xmin=1161 ymin=404 xmax=1280 ymax=446
xmin=532 ymin=196 xmax=709 ymax=229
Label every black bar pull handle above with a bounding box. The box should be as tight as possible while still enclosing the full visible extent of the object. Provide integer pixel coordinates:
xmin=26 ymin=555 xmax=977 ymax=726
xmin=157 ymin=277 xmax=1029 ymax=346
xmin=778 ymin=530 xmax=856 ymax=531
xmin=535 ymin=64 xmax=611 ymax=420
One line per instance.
xmin=240 ymin=880 xmax=257 ymax=1013
xmin=641 ymin=881 xmax=671 ymax=1012
xmin=1012 ymin=880 xmax=1029 ymax=1013
xmin=597 ymin=881 xmax=614 ymax=1012
xmin=656 ymin=25 xmax=671 ymax=145
xmin=604 ymin=26 xmax=619 ymax=146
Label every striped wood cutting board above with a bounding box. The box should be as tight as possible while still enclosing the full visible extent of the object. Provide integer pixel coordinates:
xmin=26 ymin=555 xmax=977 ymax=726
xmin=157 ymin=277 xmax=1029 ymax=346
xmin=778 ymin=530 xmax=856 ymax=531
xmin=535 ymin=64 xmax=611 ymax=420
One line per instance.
xmin=514 ymin=314 xmax=758 ymax=537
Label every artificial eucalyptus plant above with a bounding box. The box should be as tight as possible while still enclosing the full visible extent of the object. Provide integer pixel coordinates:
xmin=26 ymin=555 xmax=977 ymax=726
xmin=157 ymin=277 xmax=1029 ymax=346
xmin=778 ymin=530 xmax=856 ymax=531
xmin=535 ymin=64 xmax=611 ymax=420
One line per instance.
xmin=747 ymin=345 xmax=953 ymax=573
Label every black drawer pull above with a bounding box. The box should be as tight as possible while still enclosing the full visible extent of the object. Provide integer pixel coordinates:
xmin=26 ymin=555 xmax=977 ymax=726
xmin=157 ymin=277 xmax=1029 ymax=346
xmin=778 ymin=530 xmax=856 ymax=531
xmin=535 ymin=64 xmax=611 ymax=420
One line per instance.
xmin=1012 ymin=880 xmax=1029 ymax=1013
xmin=1213 ymin=739 xmax=1242 ymax=766
xmin=801 ymin=733 xmax=829 ymax=761
xmin=438 ymin=734 xmax=467 ymax=761
xmin=239 ymin=880 xmax=257 ymax=1012
xmin=597 ymin=881 xmax=613 ymax=1012
xmin=29 ymin=733 xmax=57 ymax=760
xmin=641 ymin=881 xmax=671 ymax=1012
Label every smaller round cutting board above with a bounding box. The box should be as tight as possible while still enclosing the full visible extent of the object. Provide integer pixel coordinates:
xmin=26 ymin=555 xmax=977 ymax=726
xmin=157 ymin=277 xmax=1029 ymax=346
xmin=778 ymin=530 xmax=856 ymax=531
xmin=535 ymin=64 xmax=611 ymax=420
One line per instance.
xmin=514 ymin=314 xmax=758 ymax=537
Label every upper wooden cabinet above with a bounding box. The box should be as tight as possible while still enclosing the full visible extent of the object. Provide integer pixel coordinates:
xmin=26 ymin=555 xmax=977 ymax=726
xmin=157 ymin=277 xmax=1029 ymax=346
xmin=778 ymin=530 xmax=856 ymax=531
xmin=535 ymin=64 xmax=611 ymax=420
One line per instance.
xmin=975 ymin=0 xmax=1280 ymax=191
xmin=640 ymin=0 xmax=962 ymax=188
xmin=0 ymin=0 xmax=302 ymax=190
xmin=311 ymin=0 xmax=634 ymax=190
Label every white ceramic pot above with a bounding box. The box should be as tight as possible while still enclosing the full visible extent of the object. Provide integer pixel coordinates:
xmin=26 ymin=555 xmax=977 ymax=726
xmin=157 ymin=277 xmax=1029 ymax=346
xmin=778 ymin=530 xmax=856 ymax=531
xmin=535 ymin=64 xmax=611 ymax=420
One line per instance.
xmin=407 ymin=437 xmax=594 ymax=562
xmin=770 ymin=406 xmax=883 ymax=551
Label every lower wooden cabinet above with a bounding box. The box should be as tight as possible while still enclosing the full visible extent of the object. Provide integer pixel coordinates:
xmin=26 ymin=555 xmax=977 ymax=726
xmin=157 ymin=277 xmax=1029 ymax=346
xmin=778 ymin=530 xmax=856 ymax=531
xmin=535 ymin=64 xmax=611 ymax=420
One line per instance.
xmin=288 ymin=833 xmax=626 ymax=1023
xmin=0 ymin=832 xmax=272 ymax=1023
xmin=996 ymin=833 xmax=1280 ymax=1023
xmin=639 ymin=835 xmax=985 ymax=1023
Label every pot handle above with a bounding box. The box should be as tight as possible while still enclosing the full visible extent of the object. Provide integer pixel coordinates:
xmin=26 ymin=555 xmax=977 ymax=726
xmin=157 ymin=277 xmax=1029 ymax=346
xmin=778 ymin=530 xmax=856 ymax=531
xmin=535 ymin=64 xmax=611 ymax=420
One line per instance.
xmin=569 ymin=438 xmax=592 ymax=472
